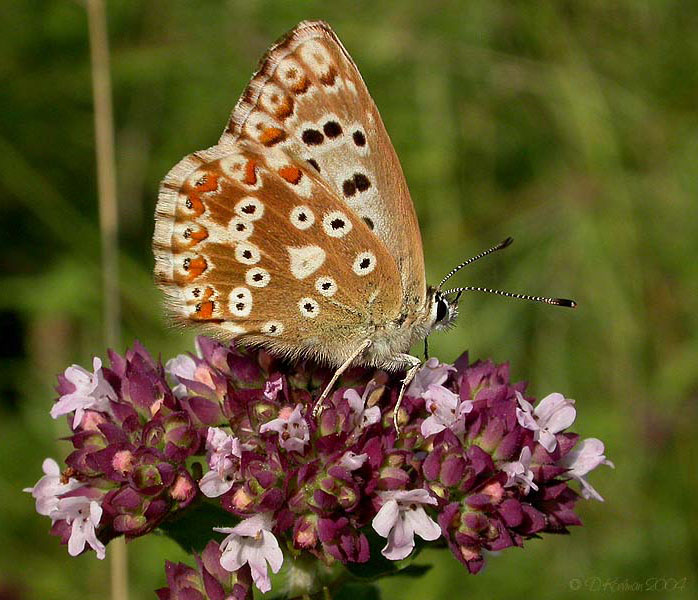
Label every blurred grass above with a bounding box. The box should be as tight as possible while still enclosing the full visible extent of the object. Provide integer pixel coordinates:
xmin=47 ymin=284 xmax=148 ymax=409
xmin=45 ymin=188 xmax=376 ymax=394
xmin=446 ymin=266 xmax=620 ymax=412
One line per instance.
xmin=2 ymin=1 xmax=697 ymax=598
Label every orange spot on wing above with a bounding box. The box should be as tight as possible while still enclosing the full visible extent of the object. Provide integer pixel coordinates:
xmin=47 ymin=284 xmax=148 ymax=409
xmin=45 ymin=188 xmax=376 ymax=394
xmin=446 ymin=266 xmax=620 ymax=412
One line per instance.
xmin=291 ymin=76 xmax=310 ymax=94
xmin=259 ymin=127 xmax=286 ymax=146
xmin=195 ymin=173 xmax=219 ymax=192
xmin=185 ymin=172 xmax=219 ymax=217
xmin=188 ymin=225 xmax=209 ymax=245
xmin=278 ymin=166 xmax=303 ymax=185
xmin=244 ymin=159 xmax=258 ymax=185
xmin=186 ymin=256 xmax=208 ymax=280
xmin=194 ymin=287 xmax=215 ymax=320
xmin=184 ymin=224 xmax=208 ymax=248
xmin=185 ymin=195 xmax=205 ymax=216
xmin=319 ymin=67 xmax=338 ymax=86
xmin=274 ymin=96 xmax=294 ymax=120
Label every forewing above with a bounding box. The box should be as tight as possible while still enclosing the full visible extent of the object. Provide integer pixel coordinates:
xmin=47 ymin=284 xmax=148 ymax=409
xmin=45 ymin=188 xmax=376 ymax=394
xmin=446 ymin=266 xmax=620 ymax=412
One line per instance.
xmin=220 ymin=20 xmax=426 ymax=309
xmin=154 ymin=141 xmax=403 ymax=365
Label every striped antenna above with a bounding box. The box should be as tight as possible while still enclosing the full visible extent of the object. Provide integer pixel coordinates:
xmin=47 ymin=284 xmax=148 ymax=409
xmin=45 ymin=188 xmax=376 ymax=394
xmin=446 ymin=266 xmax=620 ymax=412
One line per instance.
xmin=437 ymin=237 xmax=514 ymax=290
xmin=441 ymin=286 xmax=577 ymax=308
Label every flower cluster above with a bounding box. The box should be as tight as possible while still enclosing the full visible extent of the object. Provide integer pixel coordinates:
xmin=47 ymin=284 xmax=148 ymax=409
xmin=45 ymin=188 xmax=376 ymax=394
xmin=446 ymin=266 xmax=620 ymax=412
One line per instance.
xmin=26 ymin=343 xmax=200 ymax=558
xmin=156 ymin=540 xmax=253 ymax=600
xmin=27 ymin=338 xmax=612 ymax=598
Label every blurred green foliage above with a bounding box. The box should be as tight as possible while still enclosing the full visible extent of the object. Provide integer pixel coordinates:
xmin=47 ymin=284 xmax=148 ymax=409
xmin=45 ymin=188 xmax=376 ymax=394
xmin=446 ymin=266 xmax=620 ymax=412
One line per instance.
xmin=2 ymin=1 xmax=697 ymax=598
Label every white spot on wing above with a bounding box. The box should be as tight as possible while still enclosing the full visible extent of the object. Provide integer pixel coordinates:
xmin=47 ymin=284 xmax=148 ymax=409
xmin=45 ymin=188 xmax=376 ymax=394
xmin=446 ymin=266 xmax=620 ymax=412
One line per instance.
xmin=322 ymin=211 xmax=352 ymax=238
xmin=246 ymin=267 xmax=270 ymax=288
xmin=276 ymin=57 xmax=305 ymax=89
xmin=228 ymin=216 xmax=254 ymax=241
xmin=288 ymin=245 xmax=326 ymax=279
xmin=235 ymin=242 xmax=261 ymax=265
xmin=242 ymin=111 xmax=284 ymax=146
xmin=219 ymin=153 xmax=245 ymax=176
xmin=315 ymin=276 xmax=337 ymax=297
xmin=219 ymin=153 xmax=262 ymax=189
xmin=259 ymin=83 xmax=290 ymax=116
xmin=234 ymin=197 xmax=264 ymax=221
xmin=290 ymin=205 xmax=315 ymax=230
xmin=229 ymin=287 xmax=253 ymax=317
xmin=261 ymin=321 xmax=284 ymax=336
xmin=298 ymin=297 xmax=320 ymax=319
xmin=353 ymin=251 xmax=376 ymax=276
xmin=298 ymin=41 xmax=331 ymax=72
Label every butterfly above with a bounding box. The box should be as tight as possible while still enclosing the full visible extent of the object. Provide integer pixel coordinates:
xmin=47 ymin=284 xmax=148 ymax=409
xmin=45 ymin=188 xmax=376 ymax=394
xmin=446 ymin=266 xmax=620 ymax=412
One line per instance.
xmin=153 ymin=20 xmax=574 ymax=429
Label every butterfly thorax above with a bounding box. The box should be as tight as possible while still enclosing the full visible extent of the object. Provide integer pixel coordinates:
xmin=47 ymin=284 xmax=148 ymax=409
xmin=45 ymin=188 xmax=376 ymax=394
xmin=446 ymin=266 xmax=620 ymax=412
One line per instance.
xmin=358 ymin=285 xmax=456 ymax=370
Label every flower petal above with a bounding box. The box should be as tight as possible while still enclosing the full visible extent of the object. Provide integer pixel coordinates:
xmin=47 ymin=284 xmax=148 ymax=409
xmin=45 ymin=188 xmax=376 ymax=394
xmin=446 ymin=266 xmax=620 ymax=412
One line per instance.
xmin=219 ymin=535 xmax=245 ymax=572
xmin=361 ymin=406 xmax=381 ymax=427
xmin=382 ymin=513 xmax=414 ymax=560
xmin=372 ymin=499 xmax=399 ymax=538
xmin=388 ymin=488 xmax=438 ymax=506
xmin=343 ymin=389 xmax=363 ymax=414
xmin=231 ymin=513 xmax=273 ymax=537
xmin=561 ymin=438 xmax=613 ymax=475
xmin=404 ymin=506 xmax=441 ymax=542
xmin=68 ymin=519 xmax=86 ymax=556
xmin=420 ymin=414 xmax=446 ymax=437
xmin=199 ymin=471 xmax=234 ymax=498
xmin=537 ymin=429 xmax=558 ymax=453
xmin=533 ymin=392 xmax=566 ymax=421
xmin=261 ymin=530 xmax=284 ymax=573
xmin=545 ymin=404 xmax=577 ymax=434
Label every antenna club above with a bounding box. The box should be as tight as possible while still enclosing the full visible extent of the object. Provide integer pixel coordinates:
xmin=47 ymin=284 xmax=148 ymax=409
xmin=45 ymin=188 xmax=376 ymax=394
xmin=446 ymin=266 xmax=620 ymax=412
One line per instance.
xmin=442 ymin=286 xmax=577 ymax=309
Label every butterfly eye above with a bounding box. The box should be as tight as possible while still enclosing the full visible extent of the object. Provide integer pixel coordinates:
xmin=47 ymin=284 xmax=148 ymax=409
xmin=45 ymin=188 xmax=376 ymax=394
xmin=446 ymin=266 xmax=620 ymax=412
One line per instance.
xmin=436 ymin=298 xmax=449 ymax=323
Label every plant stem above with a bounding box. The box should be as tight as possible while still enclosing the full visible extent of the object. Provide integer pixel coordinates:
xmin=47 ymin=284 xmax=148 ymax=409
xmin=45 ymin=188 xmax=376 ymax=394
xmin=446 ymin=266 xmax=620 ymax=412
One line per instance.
xmin=86 ymin=0 xmax=126 ymax=598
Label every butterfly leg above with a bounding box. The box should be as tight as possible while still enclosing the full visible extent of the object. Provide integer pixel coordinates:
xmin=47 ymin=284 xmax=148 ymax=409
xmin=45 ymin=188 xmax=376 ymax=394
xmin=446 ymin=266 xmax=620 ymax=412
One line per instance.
xmin=391 ymin=353 xmax=422 ymax=434
xmin=312 ymin=339 xmax=373 ymax=418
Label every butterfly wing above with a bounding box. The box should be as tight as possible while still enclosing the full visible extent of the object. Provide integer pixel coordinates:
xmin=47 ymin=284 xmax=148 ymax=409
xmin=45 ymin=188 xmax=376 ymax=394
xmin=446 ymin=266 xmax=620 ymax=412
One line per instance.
xmin=221 ymin=20 xmax=426 ymax=311
xmin=154 ymin=21 xmax=426 ymax=368
xmin=154 ymin=141 xmax=403 ymax=366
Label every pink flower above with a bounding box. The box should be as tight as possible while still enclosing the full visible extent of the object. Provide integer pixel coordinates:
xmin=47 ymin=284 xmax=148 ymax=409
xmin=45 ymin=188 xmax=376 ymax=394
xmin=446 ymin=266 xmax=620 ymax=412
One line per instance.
xmin=24 ymin=458 xmax=83 ymax=519
xmin=407 ymin=357 xmax=456 ymax=397
xmin=214 ymin=513 xmax=283 ymax=593
xmin=339 ymin=451 xmax=368 ymax=471
xmin=516 ymin=391 xmax=576 ymax=452
xmin=260 ymin=404 xmax=309 ymax=453
xmin=371 ymin=489 xmax=441 ymax=560
xmin=165 ymin=354 xmax=215 ymax=398
xmin=558 ymin=438 xmax=614 ymax=501
xmin=421 ymin=384 xmax=473 ymax=437
xmin=343 ymin=384 xmax=381 ymax=428
xmin=502 ymin=446 xmax=538 ymax=494
xmin=51 ymin=357 xmax=115 ymax=428
xmin=263 ymin=374 xmax=283 ymax=400
xmin=199 ymin=427 xmax=242 ymax=498
xmin=53 ymin=495 xmax=106 ymax=559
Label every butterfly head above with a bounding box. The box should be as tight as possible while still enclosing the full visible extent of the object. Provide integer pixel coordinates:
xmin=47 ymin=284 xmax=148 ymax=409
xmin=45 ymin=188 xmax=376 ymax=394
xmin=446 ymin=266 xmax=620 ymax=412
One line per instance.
xmin=427 ymin=287 xmax=460 ymax=333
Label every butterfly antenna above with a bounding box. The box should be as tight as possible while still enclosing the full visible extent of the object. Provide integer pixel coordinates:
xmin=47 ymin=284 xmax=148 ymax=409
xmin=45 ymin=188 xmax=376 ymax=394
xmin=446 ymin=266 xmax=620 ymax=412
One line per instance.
xmin=437 ymin=237 xmax=514 ymax=290
xmin=441 ymin=286 xmax=577 ymax=308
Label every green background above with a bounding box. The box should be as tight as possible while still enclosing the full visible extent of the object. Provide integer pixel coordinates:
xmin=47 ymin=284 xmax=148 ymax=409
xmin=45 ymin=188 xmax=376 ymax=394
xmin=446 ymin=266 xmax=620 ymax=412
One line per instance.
xmin=2 ymin=1 xmax=696 ymax=598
